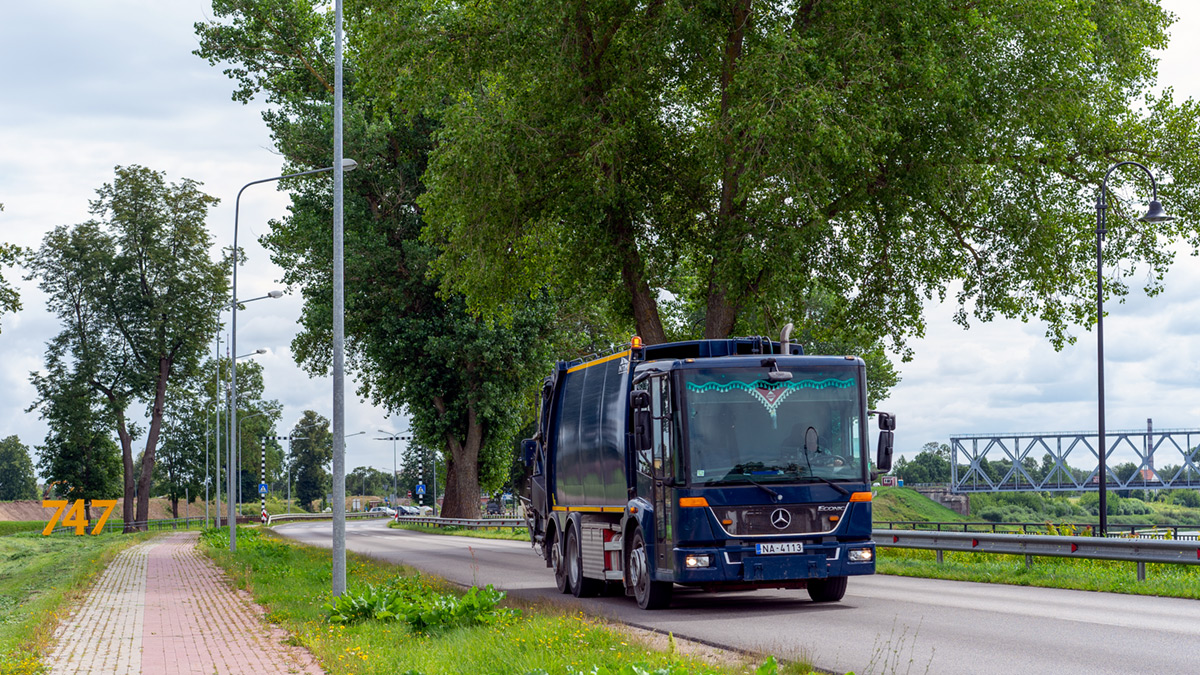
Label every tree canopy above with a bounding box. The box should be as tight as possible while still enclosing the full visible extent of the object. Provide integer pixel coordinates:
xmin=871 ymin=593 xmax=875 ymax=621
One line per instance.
xmin=351 ymin=0 xmax=1200 ymax=354
xmin=0 ymin=435 xmax=39 ymax=501
xmin=27 ymin=166 xmax=227 ymax=530
xmin=196 ymin=0 xmax=567 ymax=516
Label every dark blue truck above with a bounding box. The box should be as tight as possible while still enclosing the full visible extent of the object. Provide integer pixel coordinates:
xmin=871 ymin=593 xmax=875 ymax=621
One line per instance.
xmin=522 ymin=328 xmax=894 ymax=609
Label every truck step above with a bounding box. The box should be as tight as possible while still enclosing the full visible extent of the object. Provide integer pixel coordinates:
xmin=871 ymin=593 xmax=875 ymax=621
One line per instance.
xmin=603 ymin=539 xmax=623 ymax=551
xmin=603 ymin=570 xmax=625 ymax=581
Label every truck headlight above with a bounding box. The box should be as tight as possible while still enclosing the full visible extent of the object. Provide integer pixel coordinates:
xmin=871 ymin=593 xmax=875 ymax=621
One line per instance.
xmin=685 ymin=554 xmax=712 ymax=568
xmin=848 ymin=547 xmax=874 ymax=562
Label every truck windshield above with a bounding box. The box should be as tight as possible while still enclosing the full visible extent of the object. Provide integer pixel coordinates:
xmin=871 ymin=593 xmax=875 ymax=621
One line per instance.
xmin=680 ymin=366 xmax=864 ymax=486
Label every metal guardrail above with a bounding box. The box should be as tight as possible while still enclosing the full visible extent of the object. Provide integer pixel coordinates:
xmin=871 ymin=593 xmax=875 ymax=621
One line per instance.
xmin=265 ymin=513 xmax=524 ymax=528
xmin=876 ymin=529 xmax=1200 ymax=565
xmin=877 ymin=520 xmax=1200 ymax=539
xmin=266 ymin=512 xmax=391 ymax=526
xmin=393 ymin=516 xmax=526 ymax=529
xmin=875 ymin=529 xmax=1200 ymax=580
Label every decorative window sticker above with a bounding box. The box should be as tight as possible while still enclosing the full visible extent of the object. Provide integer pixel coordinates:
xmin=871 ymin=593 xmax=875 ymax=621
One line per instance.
xmin=686 ymin=378 xmax=854 ymax=427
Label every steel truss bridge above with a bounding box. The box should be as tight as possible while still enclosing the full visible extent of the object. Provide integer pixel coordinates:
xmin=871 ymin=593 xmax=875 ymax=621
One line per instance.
xmin=951 ymin=428 xmax=1200 ymax=493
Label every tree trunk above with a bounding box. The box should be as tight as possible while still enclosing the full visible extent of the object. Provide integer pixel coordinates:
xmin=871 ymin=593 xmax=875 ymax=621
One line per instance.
xmin=704 ymin=283 xmax=740 ymax=339
xmin=100 ymin=389 xmax=137 ymax=534
xmin=170 ymin=496 xmax=179 ymax=519
xmin=703 ymin=0 xmax=753 ymax=341
xmin=436 ymin=400 xmax=483 ymax=518
xmin=612 ymin=212 xmax=667 ymax=344
xmin=136 ymin=357 xmax=172 ymax=530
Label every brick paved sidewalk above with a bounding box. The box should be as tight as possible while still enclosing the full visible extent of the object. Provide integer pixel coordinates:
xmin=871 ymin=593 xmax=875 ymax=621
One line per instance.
xmin=47 ymin=531 xmax=323 ymax=675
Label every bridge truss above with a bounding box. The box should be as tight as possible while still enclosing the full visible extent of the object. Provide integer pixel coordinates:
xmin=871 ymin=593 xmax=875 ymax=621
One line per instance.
xmin=950 ymin=428 xmax=1200 ymax=493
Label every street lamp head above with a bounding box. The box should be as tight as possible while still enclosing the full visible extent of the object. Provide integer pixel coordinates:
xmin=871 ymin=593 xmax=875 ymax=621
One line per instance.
xmin=267 ymin=290 xmax=284 ymax=298
xmin=342 ymin=158 xmax=358 ymax=172
xmin=1139 ymin=200 xmax=1174 ymax=224
xmin=255 ymin=348 xmax=267 ymax=355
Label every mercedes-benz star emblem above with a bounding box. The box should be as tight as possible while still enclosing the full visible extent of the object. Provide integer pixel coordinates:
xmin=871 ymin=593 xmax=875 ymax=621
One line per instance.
xmin=770 ymin=508 xmax=791 ymax=530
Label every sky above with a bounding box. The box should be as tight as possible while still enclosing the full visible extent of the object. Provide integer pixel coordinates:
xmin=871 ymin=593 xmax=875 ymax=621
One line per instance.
xmin=1 ymin=1 xmax=1199 ymax=483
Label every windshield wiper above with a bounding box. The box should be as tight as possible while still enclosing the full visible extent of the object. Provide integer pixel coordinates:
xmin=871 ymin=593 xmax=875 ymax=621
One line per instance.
xmin=717 ymin=466 xmax=784 ymax=502
xmin=798 ymin=474 xmax=850 ymax=496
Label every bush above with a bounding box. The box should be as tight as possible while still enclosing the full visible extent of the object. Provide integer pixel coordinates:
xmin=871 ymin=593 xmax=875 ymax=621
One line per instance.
xmin=1171 ymin=490 xmax=1200 ymax=508
xmin=324 ymin=577 xmax=519 ymax=632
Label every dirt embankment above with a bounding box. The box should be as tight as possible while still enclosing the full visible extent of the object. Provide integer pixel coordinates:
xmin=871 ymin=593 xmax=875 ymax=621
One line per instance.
xmin=0 ymin=498 xmax=180 ymax=522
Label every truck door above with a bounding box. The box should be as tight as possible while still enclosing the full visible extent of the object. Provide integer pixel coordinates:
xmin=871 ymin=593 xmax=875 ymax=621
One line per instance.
xmin=650 ymin=376 xmax=676 ymax=577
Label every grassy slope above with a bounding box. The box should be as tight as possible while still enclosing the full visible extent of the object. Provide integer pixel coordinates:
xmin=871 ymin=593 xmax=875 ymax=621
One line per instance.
xmin=871 ymin=487 xmax=970 ymax=524
xmin=0 ymin=531 xmax=152 ymax=673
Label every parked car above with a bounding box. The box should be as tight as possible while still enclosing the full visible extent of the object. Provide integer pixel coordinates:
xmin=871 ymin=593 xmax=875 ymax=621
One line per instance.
xmin=486 ymin=501 xmax=503 ymax=515
xmin=368 ymin=506 xmax=397 ymax=516
xmin=398 ymin=505 xmax=420 ymax=515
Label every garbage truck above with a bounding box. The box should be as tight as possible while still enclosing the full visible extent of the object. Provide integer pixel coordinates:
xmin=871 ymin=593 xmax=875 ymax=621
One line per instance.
xmin=521 ymin=326 xmax=894 ymax=609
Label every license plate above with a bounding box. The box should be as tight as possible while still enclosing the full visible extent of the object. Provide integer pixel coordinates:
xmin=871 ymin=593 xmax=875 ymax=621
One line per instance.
xmin=755 ymin=542 xmax=803 ymax=555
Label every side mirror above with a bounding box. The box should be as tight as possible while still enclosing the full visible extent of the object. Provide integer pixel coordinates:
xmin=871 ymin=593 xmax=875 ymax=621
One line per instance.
xmin=876 ymin=430 xmax=894 ymax=472
xmin=634 ymin=409 xmax=652 ymax=452
xmin=876 ymin=412 xmax=896 ymax=431
xmin=522 ymin=439 xmax=537 ymax=467
xmin=630 ymin=390 xmax=651 ymax=410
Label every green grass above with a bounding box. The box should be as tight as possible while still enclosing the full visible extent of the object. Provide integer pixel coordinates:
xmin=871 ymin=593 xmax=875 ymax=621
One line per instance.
xmin=0 ymin=523 xmax=45 ymax=537
xmin=387 ymin=522 xmax=531 ymax=541
xmin=0 ymin=530 xmax=152 ymax=673
xmin=199 ymin=527 xmax=815 ymax=675
xmin=872 ymin=487 xmax=970 ymax=524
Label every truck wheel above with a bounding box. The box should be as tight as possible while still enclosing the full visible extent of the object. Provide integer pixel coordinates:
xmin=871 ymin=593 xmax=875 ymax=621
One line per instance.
xmin=566 ymin=524 xmax=602 ymax=598
xmin=551 ymin=530 xmax=569 ymax=594
xmin=628 ymin=528 xmax=672 ymax=609
xmin=807 ymin=576 xmax=847 ymax=602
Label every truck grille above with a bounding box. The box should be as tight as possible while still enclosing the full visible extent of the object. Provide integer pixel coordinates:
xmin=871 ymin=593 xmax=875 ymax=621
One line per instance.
xmin=711 ymin=503 xmax=846 ymax=537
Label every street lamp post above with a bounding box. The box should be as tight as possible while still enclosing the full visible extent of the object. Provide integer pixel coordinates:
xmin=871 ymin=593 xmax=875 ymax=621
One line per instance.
xmin=236 ymin=408 xmax=266 ymax=516
xmin=1094 ymin=161 xmax=1173 ymax=538
xmin=375 ymin=431 xmax=411 ymax=504
xmin=214 ymin=292 xmax=281 ymax=530
xmin=230 ymin=161 xmax=356 ymax=553
xmin=331 ymin=431 xmax=366 ymax=513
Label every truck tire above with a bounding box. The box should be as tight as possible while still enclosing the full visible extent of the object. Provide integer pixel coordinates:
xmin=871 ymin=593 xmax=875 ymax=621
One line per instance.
xmin=628 ymin=528 xmax=672 ymax=610
xmin=807 ymin=576 xmax=847 ymax=602
xmin=566 ymin=524 xmax=602 ymax=598
xmin=551 ymin=530 xmax=569 ymax=594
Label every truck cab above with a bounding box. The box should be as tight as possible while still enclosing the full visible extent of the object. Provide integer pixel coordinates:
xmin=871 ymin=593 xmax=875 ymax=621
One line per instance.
xmin=523 ymin=334 xmax=894 ymax=609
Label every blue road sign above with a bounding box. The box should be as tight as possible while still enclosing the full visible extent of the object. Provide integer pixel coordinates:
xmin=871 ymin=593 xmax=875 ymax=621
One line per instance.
xmin=415 ymin=484 xmax=426 ymax=495
xmin=258 ymin=482 xmax=269 ymax=496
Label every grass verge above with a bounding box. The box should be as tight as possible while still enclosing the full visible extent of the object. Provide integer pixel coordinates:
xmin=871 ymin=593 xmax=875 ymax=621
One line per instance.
xmin=388 ymin=521 xmax=530 ymax=541
xmin=0 ymin=523 xmax=44 ymax=537
xmin=878 ymin=547 xmax=1200 ymax=598
xmin=200 ymin=527 xmax=819 ymax=675
xmin=0 ymin=530 xmax=152 ymax=673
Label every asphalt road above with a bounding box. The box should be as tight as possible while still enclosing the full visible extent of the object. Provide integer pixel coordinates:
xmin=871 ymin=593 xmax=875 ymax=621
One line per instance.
xmin=275 ymin=519 xmax=1200 ymax=674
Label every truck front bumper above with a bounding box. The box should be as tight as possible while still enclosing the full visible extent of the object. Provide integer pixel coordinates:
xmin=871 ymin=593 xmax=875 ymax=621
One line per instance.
xmin=668 ymin=541 xmax=875 ymax=585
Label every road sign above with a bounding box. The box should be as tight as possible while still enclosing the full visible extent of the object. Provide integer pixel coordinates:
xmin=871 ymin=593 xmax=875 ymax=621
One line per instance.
xmin=258 ymin=482 xmax=268 ymax=496
xmin=415 ymin=484 xmax=426 ymax=495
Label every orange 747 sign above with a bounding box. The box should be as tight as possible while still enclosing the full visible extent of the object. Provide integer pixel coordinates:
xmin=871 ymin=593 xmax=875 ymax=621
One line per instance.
xmin=42 ymin=499 xmax=118 ymax=536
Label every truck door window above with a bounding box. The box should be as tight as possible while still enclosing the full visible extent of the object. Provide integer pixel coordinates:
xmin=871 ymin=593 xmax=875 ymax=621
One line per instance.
xmin=634 ymin=381 xmax=653 ymax=498
xmin=651 ymin=376 xmax=673 ymax=479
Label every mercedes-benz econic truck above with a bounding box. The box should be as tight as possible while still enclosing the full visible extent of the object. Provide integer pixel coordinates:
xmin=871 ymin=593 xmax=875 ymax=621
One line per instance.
xmin=521 ymin=326 xmax=894 ymax=609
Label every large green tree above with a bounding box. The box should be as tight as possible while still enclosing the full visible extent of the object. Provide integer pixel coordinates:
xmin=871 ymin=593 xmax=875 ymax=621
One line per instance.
xmin=27 ymin=166 xmax=227 ymax=531
xmin=30 ymin=372 xmax=123 ymax=516
xmin=0 ymin=435 xmax=39 ymax=501
xmin=289 ymin=410 xmax=333 ymax=512
xmin=352 ymin=0 xmax=1200 ymax=355
xmin=196 ymin=0 xmax=565 ymax=517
